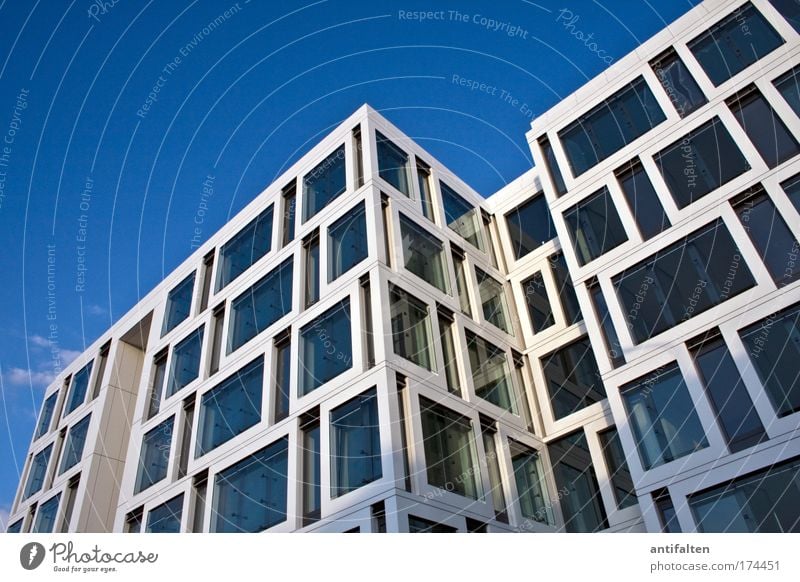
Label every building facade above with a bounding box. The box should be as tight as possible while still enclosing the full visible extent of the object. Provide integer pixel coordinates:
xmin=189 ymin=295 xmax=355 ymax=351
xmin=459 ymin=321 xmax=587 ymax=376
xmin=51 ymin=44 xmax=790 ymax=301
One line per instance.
xmin=6 ymin=0 xmax=800 ymax=534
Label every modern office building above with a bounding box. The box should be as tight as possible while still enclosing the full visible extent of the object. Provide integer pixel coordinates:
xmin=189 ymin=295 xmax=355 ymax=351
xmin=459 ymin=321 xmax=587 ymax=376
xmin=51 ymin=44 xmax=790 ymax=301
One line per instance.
xmin=6 ymin=0 xmax=800 ymax=534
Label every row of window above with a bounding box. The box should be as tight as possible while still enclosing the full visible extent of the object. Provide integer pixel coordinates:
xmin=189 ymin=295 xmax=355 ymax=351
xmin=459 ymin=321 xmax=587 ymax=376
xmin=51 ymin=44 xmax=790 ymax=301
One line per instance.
xmin=6 ymin=472 xmax=82 ymax=534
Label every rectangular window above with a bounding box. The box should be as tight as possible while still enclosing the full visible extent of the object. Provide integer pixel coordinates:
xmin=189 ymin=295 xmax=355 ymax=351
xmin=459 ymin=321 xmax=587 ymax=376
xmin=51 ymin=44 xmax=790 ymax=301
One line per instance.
xmin=32 ymin=494 xmax=60 ymax=533
xmin=64 ymin=361 xmax=93 ymax=417
xmin=690 ymin=457 xmax=800 ymax=532
xmin=303 ymin=231 xmax=320 ymax=308
xmin=229 ymin=257 xmax=293 ymax=352
xmin=330 ymin=388 xmax=382 ymax=497
xmin=564 ymin=186 xmax=628 ymax=266
xmin=733 ymin=188 xmax=800 ymax=288
xmin=380 ymin=194 xmax=393 ymax=268
xmin=598 ymin=428 xmax=636 ymax=510
xmin=621 ymin=364 xmax=709 ymax=470
xmin=376 ymin=131 xmax=410 ymax=196
xmin=273 ymin=331 xmax=291 ymax=423
xmin=466 ymin=331 xmax=516 ymax=413
xmin=770 ymin=0 xmax=800 ymax=31
xmin=216 ymin=205 xmax=274 ymax=291
xmin=301 ymin=413 xmax=320 ymax=524
xmin=441 ymin=182 xmax=484 ymax=251
xmin=480 ymin=422 xmax=508 ymax=521
xmin=539 ymin=136 xmax=567 ymax=196
xmin=211 ymin=438 xmax=288 ymax=532
xmin=690 ymin=332 xmax=765 ymax=452
xmin=774 ymin=66 xmax=800 ymax=117
xmin=147 ymin=351 xmax=168 ymax=420
xmin=437 ymin=309 xmax=461 ymax=396
xmin=60 ymin=474 xmax=80 ymax=532
xmin=162 ymin=272 xmax=195 ymax=336
xmin=452 ymin=246 xmax=472 ymax=316
xmin=209 ymin=305 xmax=224 ymax=375
xmin=408 ymin=515 xmax=457 ymax=533
xmin=509 ymin=439 xmax=552 ymax=524
xmin=328 ymin=201 xmax=368 ymax=282
xmin=124 ymin=508 xmax=143 ymax=534
xmin=522 ymin=272 xmax=554 ymax=334
xmin=395 ymin=374 xmax=412 ymax=492
xmin=587 ymin=279 xmax=625 ymax=368
xmin=688 ymin=2 xmax=784 ymax=86
xmin=360 ymin=275 xmax=375 ymax=370
xmin=541 ymin=336 xmax=605 ymax=420
xmin=549 ymin=431 xmax=608 ymax=532
xmin=300 ymin=298 xmax=352 ymax=395
xmin=177 ymin=398 xmax=194 ymax=479
xmin=613 ymin=219 xmax=755 ymax=344
xmin=146 ymin=494 xmax=183 ymax=533
xmin=134 ymin=417 xmax=173 ymax=493
xmin=59 ymin=414 xmax=91 ymax=474
xmin=616 ymin=160 xmax=671 ymax=240
xmin=199 ymin=252 xmax=214 ymax=313
xmin=549 ymin=252 xmax=582 ymax=325
xmin=7 ymin=520 xmax=23 ymax=533
xmin=281 ymin=181 xmax=296 ymax=246
xmin=653 ymin=489 xmax=682 ymax=533
xmin=739 ymin=303 xmax=800 ymax=417
xmin=505 ymin=192 xmax=556 ymax=260
xmin=654 ymin=117 xmax=750 ymax=209
xmin=35 ymin=391 xmax=58 ymax=439
xmin=558 ymin=77 xmax=666 ymax=176
xmin=390 ymin=284 xmax=434 ymax=371
xmin=196 ymin=357 xmax=263 ymax=457
xmin=420 ymin=397 xmax=480 ymax=499
xmin=353 ymin=126 xmax=364 ymax=188
xmin=91 ymin=343 xmax=110 ymax=401
xmin=399 ymin=214 xmax=449 ymax=294
xmin=728 ymin=86 xmax=800 ymax=168
xmin=483 ymin=211 xmax=500 ymax=269
xmin=782 ymin=173 xmax=800 ymax=212
xmin=23 ymin=445 xmax=52 ymax=499
xmin=303 ymin=145 xmax=347 ymax=222
xmin=475 ymin=268 xmax=512 ymax=334
xmin=166 ymin=326 xmax=204 ymax=398
xmin=416 ymin=160 xmax=435 ymax=221
xmin=191 ymin=473 xmax=207 ymax=533
xmin=650 ymin=47 xmax=707 ymax=117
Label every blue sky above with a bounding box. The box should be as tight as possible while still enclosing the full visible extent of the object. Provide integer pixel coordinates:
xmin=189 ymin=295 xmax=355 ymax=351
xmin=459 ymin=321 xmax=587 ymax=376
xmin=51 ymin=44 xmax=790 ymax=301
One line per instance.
xmin=0 ymin=0 xmax=699 ymax=528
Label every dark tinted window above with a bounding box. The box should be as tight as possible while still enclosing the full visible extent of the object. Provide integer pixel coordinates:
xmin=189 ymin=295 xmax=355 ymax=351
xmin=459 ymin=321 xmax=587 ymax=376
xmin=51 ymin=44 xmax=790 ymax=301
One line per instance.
xmin=505 ymin=192 xmax=555 ymax=259
xmin=774 ymin=66 xmax=800 ymax=116
xmin=651 ymin=47 xmax=707 ymax=117
xmin=541 ymin=336 xmax=605 ymax=420
xmin=217 ymin=206 xmax=274 ymax=290
xmin=729 ymin=86 xmax=800 ymax=168
xmin=616 ymin=160 xmax=670 ymax=240
xmin=564 ymin=187 xmax=627 ymax=266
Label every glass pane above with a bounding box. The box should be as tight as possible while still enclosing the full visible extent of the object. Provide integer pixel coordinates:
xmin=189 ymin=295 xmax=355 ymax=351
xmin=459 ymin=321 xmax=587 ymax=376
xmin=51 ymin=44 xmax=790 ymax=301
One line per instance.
xmin=376 ymin=132 xmax=410 ymax=196
xmin=453 ymin=251 xmax=472 ymax=316
xmin=282 ymin=186 xmax=296 ymax=246
xmin=146 ymin=494 xmax=183 ymax=533
xmin=482 ymin=431 xmax=507 ymax=520
xmin=467 ymin=332 xmax=516 ymax=413
xmin=522 ymin=272 xmax=555 ymax=334
xmin=688 ymin=3 xmax=784 ymax=86
xmin=300 ymin=299 xmax=352 ymax=395
xmin=509 ymin=439 xmax=552 ymax=523
xmin=390 ymin=285 xmax=434 ymax=371
xmin=274 ymin=340 xmax=291 ymax=422
xmin=656 ymin=495 xmax=682 ymax=533
xmin=438 ymin=316 xmax=461 ymax=396
xmin=541 ymin=336 xmax=605 ymax=420
xmin=32 ymin=494 xmax=61 ymax=533
xmin=622 ymin=365 xmax=708 ymax=470
xmin=65 ymin=361 xmax=93 ymax=416
xmin=505 ymin=193 xmax=556 ymax=259
xmin=59 ymin=413 xmax=91 ymax=474
xmin=475 ymin=268 xmax=512 ymax=334
xmin=196 ymin=357 xmax=263 ymax=457
xmin=304 ymin=236 xmax=320 ymax=307
xmin=330 ymin=388 xmax=382 ymax=497
xmin=617 ymin=161 xmax=671 ymax=240
xmin=441 ymin=182 xmax=484 ymax=251
xmin=775 ymin=66 xmax=800 ymax=117
xmin=328 ymin=202 xmax=368 ymax=281
xmin=302 ymin=424 xmax=321 ymax=521
xmin=598 ymin=429 xmax=637 ymax=509
xmin=651 ymin=48 xmax=707 ymax=117
xmin=23 ymin=445 xmax=52 ymax=499
xmin=540 ymin=137 xmax=567 ymax=195
xmin=408 ymin=515 xmax=457 ymax=533
xmin=162 ymin=272 xmax=195 ymax=335
xmin=769 ymin=0 xmax=800 ymax=31
xmin=782 ymin=173 xmax=800 ymax=213
xmin=217 ymin=206 xmax=274 ymax=290
xmin=399 ymin=214 xmax=449 ymax=294
xmin=417 ymin=163 xmax=435 ymax=221
xmin=166 ymin=326 xmax=204 ymax=398
xmin=6 ymin=520 xmax=23 ymax=533
xmin=549 ymin=252 xmax=582 ymax=325
xmin=147 ymin=353 xmax=168 ymax=419
xmin=35 ymin=391 xmax=58 ymax=439
xmin=212 ymin=438 xmax=288 ymax=532
xmin=729 ymin=88 xmax=800 ymax=168
xmin=134 ymin=417 xmax=173 ymax=493
xmin=564 ymin=186 xmax=628 ymax=265
xmin=303 ymin=145 xmax=347 ymax=221
xmin=589 ymin=283 xmax=625 ymax=368
xmin=229 ymin=258 xmax=293 ymax=352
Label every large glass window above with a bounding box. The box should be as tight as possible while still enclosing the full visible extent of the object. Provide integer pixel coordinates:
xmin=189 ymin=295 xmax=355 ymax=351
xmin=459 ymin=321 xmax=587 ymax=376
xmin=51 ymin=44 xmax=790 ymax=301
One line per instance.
xmin=196 ymin=357 xmax=263 ymax=457
xmin=146 ymin=494 xmax=183 ymax=533
xmin=300 ymin=298 xmax=352 ymax=395
xmin=690 ymin=457 xmax=800 ymax=532
xmin=134 ymin=417 xmax=173 ymax=493
xmin=376 ymin=131 xmax=410 ymax=196
xmin=564 ymin=187 xmax=628 ymax=266
xmin=688 ymin=3 xmax=784 ymax=86
xmin=419 ymin=398 xmax=480 ymax=499
xmin=692 ymin=334 xmax=765 ymax=453
xmin=588 ymin=280 xmax=626 ymax=368
xmin=330 ymin=388 xmax=382 ymax=497
xmin=441 ymin=182 xmax=484 ymax=251
xmin=558 ymin=77 xmax=666 ymax=176
xmin=775 ymin=66 xmax=800 ymax=117
xmin=505 ymin=193 xmax=556 ymax=259
xmin=328 ymin=202 xmax=368 ymax=282
xmin=598 ymin=428 xmax=637 ymax=510
xmin=33 ymin=494 xmax=61 ymax=533
xmin=59 ymin=414 xmax=91 ymax=474
xmin=162 ymin=272 xmax=195 ymax=336
xmin=541 ymin=336 xmax=605 ymax=420
xmin=64 ymin=361 xmax=93 ymax=416
xmin=466 ymin=331 xmax=516 ymax=413
xmin=35 ymin=391 xmax=58 ymax=439
xmin=303 ymin=145 xmax=347 ymax=221
xmin=475 ymin=268 xmax=512 ymax=334
xmin=390 ymin=285 xmax=434 ymax=371
xmin=399 ymin=214 xmax=449 ymax=294
xmin=655 ymin=117 xmax=750 ymax=209
xmin=616 ymin=160 xmax=671 ymax=240
xmin=729 ymin=86 xmax=800 ymax=168
xmin=613 ymin=219 xmax=755 ymax=344
xmin=166 ymin=326 xmax=204 ymax=398
xmin=740 ymin=303 xmax=800 ymax=417
xmin=211 ymin=438 xmax=288 ymax=532
xmin=509 ymin=439 xmax=552 ymax=524
xmin=622 ymin=364 xmax=708 ymax=470
xmin=549 ymin=431 xmax=608 ymax=532
xmin=229 ymin=258 xmax=293 ymax=352
xmin=650 ymin=47 xmax=707 ymax=117
xmin=216 ymin=206 xmax=274 ymax=290
xmin=733 ymin=189 xmax=800 ymax=288
xmin=23 ymin=444 xmax=52 ymax=499
xmin=522 ymin=272 xmax=554 ymax=334
xmin=550 ymin=252 xmax=582 ymax=325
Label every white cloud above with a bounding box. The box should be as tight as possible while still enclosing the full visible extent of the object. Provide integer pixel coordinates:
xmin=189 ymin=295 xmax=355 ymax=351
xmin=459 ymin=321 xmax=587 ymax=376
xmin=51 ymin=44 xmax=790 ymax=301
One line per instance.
xmin=60 ymin=349 xmax=81 ymax=367
xmin=28 ymin=335 xmax=51 ymax=348
xmin=87 ymin=304 xmax=107 ymax=316
xmin=6 ymin=367 xmax=56 ymax=387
